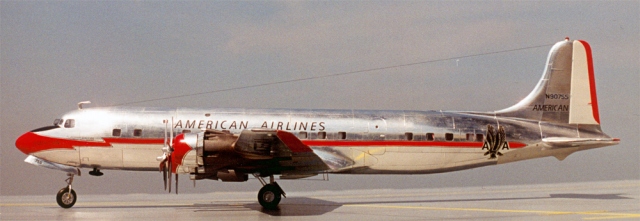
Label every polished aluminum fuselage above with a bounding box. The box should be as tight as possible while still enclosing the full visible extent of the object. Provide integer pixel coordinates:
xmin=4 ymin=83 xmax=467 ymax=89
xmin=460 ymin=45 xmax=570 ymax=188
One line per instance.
xmin=30 ymin=106 xmax=611 ymax=175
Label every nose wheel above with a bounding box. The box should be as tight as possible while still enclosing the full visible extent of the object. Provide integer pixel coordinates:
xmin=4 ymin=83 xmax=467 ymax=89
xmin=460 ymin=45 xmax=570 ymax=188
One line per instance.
xmin=56 ymin=173 xmax=77 ymax=208
xmin=56 ymin=187 xmax=76 ymax=208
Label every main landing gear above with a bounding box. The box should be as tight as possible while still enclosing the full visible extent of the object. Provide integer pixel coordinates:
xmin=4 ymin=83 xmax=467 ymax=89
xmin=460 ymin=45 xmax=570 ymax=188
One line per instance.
xmin=253 ymin=174 xmax=286 ymax=210
xmin=56 ymin=173 xmax=76 ymax=208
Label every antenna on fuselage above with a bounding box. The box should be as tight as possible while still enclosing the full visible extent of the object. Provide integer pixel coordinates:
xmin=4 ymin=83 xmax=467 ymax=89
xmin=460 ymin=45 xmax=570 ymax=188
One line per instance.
xmin=77 ymin=101 xmax=91 ymax=110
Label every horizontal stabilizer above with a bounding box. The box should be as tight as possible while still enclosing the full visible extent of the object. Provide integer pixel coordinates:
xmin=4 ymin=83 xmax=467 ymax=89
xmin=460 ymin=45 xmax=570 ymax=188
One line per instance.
xmin=542 ymin=137 xmax=620 ymax=149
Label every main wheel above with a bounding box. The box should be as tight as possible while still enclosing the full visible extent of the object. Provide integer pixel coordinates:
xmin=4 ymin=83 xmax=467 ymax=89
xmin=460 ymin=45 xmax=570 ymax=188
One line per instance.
xmin=257 ymin=184 xmax=281 ymax=210
xmin=56 ymin=187 xmax=76 ymax=208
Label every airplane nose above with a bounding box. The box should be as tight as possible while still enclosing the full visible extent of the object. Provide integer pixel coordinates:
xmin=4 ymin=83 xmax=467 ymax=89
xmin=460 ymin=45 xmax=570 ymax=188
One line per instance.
xmin=16 ymin=131 xmax=102 ymax=155
xmin=15 ymin=132 xmax=42 ymax=155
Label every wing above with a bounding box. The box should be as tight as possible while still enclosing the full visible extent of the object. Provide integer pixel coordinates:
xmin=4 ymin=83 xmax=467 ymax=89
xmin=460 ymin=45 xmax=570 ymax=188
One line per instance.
xmin=234 ymin=129 xmax=330 ymax=173
xmin=180 ymin=129 xmax=330 ymax=181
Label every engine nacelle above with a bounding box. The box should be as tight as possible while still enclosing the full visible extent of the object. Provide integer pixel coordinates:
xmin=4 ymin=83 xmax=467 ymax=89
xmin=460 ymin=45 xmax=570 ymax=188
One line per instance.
xmin=201 ymin=130 xmax=237 ymax=155
xmin=176 ymin=130 xmax=238 ymax=165
xmin=194 ymin=129 xmax=285 ymax=160
xmin=177 ymin=130 xmax=250 ymax=181
xmin=178 ymin=129 xmax=294 ymax=182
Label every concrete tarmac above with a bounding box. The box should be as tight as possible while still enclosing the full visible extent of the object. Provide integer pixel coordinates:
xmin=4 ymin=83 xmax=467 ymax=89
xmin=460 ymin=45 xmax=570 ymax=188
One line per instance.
xmin=2 ymin=180 xmax=639 ymax=220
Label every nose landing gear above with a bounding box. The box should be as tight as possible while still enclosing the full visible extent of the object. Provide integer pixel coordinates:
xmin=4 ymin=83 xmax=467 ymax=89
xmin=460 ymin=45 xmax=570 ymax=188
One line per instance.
xmin=56 ymin=173 xmax=76 ymax=208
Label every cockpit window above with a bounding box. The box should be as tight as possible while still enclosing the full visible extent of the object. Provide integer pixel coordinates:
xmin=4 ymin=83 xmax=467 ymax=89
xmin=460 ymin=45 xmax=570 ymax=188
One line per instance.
xmin=31 ymin=125 xmax=59 ymax=132
xmin=64 ymin=119 xmax=75 ymax=128
xmin=30 ymin=118 xmax=65 ymax=132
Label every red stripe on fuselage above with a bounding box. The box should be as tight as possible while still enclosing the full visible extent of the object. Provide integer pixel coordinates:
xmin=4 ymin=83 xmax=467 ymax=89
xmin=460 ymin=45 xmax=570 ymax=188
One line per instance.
xmin=103 ymin=137 xmax=164 ymax=144
xmin=301 ymin=140 xmax=527 ymax=148
xmin=16 ymin=131 xmax=527 ymax=155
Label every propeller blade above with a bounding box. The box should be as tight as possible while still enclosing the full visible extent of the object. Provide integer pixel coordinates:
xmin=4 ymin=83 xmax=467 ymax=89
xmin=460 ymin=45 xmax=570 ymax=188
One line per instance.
xmin=164 ymin=119 xmax=168 ymax=147
xmin=159 ymin=119 xmax=172 ymax=192
xmin=168 ymin=160 xmax=172 ymax=193
xmin=162 ymin=161 xmax=167 ymax=190
xmin=159 ymin=158 xmax=164 ymax=171
xmin=169 ymin=117 xmax=174 ymax=149
xmin=175 ymin=174 xmax=178 ymax=195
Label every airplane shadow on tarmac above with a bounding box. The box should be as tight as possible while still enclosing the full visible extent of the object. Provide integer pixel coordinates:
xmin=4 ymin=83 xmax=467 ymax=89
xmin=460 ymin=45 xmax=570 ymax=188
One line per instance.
xmin=242 ymin=197 xmax=342 ymax=216
xmin=70 ymin=193 xmax=632 ymax=217
xmin=241 ymin=192 xmax=632 ymax=216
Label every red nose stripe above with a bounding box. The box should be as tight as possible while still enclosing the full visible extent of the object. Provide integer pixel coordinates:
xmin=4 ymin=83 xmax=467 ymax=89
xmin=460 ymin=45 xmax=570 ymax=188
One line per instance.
xmin=15 ymin=132 xmax=163 ymax=154
xmin=15 ymin=132 xmax=108 ymax=154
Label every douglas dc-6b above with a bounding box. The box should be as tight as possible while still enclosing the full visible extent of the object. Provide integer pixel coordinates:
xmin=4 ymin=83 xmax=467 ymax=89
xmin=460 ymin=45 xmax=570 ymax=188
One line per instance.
xmin=15 ymin=39 xmax=619 ymax=209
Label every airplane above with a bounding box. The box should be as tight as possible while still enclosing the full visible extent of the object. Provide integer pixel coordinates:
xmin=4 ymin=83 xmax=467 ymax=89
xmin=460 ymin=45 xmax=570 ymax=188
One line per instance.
xmin=15 ymin=38 xmax=619 ymax=210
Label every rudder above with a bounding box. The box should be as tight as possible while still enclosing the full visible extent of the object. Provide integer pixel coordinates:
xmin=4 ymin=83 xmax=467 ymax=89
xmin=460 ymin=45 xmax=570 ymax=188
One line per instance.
xmin=569 ymin=40 xmax=600 ymax=125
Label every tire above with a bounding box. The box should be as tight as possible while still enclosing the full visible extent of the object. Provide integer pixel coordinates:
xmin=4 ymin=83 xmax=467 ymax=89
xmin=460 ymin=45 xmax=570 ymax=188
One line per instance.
xmin=257 ymin=184 xmax=281 ymax=210
xmin=56 ymin=187 xmax=76 ymax=208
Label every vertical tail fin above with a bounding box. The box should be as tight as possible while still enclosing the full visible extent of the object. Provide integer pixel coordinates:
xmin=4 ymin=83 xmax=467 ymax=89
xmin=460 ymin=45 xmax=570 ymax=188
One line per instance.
xmin=496 ymin=39 xmax=601 ymax=125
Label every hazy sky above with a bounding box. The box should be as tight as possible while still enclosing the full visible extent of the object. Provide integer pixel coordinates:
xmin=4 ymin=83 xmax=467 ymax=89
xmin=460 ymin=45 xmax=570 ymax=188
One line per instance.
xmin=1 ymin=1 xmax=638 ymax=196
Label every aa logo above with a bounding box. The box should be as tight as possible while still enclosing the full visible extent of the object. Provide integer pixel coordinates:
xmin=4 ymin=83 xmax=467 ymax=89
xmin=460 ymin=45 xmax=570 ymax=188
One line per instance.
xmin=482 ymin=125 xmax=510 ymax=159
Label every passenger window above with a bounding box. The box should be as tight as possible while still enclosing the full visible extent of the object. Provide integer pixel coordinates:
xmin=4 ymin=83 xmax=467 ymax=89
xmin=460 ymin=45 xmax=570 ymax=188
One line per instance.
xmin=476 ymin=134 xmax=484 ymax=141
xmin=445 ymin=133 xmax=454 ymax=141
xmin=112 ymin=129 xmax=121 ymax=137
xmin=338 ymin=132 xmax=346 ymax=140
xmin=299 ymin=131 xmax=308 ymax=139
xmin=64 ymin=119 xmax=75 ymax=128
xmin=133 ymin=129 xmax=142 ymax=137
xmin=426 ymin=133 xmax=435 ymax=141
xmin=318 ymin=131 xmax=327 ymax=139
xmin=405 ymin=132 xmax=413 ymax=141
xmin=182 ymin=130 xmax=191 ymax=134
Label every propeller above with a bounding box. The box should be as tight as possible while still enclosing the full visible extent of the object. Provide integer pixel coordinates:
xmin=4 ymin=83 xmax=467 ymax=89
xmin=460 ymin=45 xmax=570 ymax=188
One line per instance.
xmin=157 ymin=118 xmax=175 ymax=193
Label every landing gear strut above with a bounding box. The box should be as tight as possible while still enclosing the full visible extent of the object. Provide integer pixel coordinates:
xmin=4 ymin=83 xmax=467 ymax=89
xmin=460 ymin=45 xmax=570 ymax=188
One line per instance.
xmin=56 ymin=173 xmax=76 ymax=208
xmin=254 ymin=174 xmax=285 ymax=210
